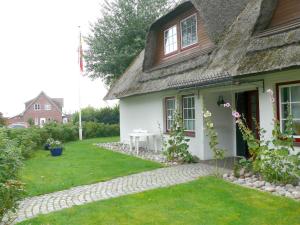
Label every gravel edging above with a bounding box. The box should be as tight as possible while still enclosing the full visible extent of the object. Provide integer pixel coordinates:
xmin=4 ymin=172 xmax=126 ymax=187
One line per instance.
xmin=223 ymin=173 xmax=300 ymax=201
xmin=95 ymin=142 xmax=169 ymax=164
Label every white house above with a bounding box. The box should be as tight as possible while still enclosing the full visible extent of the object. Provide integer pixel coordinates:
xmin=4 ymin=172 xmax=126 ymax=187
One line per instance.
xmin=105 ymin=0 xmax=300 ymax=160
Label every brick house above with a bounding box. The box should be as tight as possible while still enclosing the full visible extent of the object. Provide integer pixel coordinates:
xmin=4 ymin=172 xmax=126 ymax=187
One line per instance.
xmin=8 ymin=91 xmax=64 ymax=127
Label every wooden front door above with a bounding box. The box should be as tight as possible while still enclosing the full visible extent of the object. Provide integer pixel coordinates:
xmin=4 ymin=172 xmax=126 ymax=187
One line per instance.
xmin=247 ymin=91 xmax=260 ymax=139
xmin=236 ymin=90 xmax=260 ymax=158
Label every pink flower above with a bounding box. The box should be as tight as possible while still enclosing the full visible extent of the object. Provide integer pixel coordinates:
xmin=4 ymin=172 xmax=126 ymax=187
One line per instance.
xmin=232 ymin=111 xmax=241 ymax=119
xmin=223 ymin=102 xmax=231 ymax=108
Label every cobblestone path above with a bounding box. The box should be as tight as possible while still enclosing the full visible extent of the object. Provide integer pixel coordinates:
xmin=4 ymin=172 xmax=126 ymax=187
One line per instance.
xmin=12 ymin=163 xmax=226 ymax=224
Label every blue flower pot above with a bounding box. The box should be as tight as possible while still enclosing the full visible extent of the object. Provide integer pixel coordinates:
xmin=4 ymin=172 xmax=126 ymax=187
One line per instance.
xmin=44 ymin=144 xmax=50 ymax=150
xmin=50 ymin=147 xmax=63 ymax=156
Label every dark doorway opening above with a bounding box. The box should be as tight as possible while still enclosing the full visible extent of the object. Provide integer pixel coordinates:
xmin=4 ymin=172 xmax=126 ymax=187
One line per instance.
xmin=236 ymin=90 xmax=260 ymax=158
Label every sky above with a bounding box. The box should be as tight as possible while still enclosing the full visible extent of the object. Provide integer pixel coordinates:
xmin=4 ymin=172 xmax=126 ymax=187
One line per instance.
xmin=0 ymin=0 xmax=117 ymax=117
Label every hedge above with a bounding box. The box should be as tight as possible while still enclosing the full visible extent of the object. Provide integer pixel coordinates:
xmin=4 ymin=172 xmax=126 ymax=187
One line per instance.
xmin=3 ymin=122 xmax=120 ymax=159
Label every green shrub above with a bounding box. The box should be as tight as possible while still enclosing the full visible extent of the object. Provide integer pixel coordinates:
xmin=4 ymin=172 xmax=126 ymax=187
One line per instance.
xmin=44 ymin=123 xmax=78 ymax=143
xmin=203 ymin=109 xmax=227 ymax=175
xmin=223 ymin=90 xmax=300 ymax=184
xmin=83 ymin=122 xmax=120 ymax=139
xmin=2 ymin=122 xmax=119 ymax=159
xmin=73 ymin=105 xmax=119 ymax=125
xmin=163 ymin=113 xmax=193 ymax=163
xmin=0 ymin=129 xmax=24 ymax=223
xmin=6 ymin=128 xmax=45 ymax=158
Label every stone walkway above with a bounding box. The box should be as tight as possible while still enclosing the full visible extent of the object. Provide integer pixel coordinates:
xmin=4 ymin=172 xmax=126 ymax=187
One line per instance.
xmin=11 ymin=163 xmax=226 ymax=224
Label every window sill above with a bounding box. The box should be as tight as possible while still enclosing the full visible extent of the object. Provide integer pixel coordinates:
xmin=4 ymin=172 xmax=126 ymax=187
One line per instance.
xmin=294 ymin=138 xmax=300 ymax=147
xmin=164 ymin=131 xmax=195 ymax=137
xmin=185 ymin=131 xmax=195 ymax=137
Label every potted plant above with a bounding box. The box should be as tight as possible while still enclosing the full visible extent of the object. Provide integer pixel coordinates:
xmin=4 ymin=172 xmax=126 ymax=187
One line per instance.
xmin=44 ymin=138 xmax=54 ymax=150
xmin=49 ymin=139 xmax=63 ymax=156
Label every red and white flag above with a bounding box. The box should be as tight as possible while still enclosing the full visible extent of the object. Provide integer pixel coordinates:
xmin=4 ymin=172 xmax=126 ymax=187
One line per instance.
xmin=79 ymin=32 xmax=84 ymax=73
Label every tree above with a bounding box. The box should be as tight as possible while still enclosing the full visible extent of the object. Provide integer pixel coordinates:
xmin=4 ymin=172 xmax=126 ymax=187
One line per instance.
xmin=85 ymin=0 xmax=178 ymax=86
xmin=0 ymin=113 xmax=6 ymax=127
xmin=27 ymin=118 xmax=34 ymax=127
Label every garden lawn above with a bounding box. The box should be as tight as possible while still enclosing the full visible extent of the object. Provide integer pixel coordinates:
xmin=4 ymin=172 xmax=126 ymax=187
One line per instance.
xmin=21 ymin=137 xmax=161 ymax=197
xmin=18 ymin=177 xmax=300 ymax=225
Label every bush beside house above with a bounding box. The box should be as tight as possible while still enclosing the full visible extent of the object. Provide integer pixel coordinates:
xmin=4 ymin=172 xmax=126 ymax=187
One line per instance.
xmin=0 ymin=129 xmax=24 ymax=223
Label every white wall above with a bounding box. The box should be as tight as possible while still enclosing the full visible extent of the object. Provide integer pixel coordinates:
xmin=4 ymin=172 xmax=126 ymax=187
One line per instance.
xmin=259 ymin=69 xmax=300 ymax=153
xmin=202 ymin=91 xmax=236 ymax=159
xmin=119 ymin=90 xmax=204 ymax=158
xmin=119 ymin=69 xmax=300 ymax=159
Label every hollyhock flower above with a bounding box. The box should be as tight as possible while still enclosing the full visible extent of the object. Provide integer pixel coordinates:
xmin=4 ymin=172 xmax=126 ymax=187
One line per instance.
xmin=207 ymin=122 xmax=214 ymax=128
xmin=266 ymin=89 xmax=273 ymax=96
xmin=223 ymin=102 xmax=231 ymax=108
xmin=232 ymin=111 xmax=241 ymax=119
xmin=204 ymin=110 xmax=212 ymax=118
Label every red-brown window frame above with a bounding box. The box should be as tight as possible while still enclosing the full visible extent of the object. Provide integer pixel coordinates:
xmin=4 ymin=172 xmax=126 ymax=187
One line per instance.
xmin=182 ymin=94 xmax=196 ymax=137
xmin=276 ymin=80 xmax=300 ymax=146
xmin=164 ymin=97 xmax=176 ymax=133
xmin=163 ymin=13 xmax=199 ymax=59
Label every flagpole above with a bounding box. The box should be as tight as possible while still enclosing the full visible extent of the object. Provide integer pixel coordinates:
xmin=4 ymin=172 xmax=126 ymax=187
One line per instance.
xmin=78 ymin=26 xmax=83 ymax=141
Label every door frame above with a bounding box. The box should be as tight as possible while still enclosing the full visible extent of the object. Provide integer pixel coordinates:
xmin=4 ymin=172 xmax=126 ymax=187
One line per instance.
xmin=40 ymin=118 xmax=46 ymax=127
xmin=235 ymin=89 xmax=260 ymax=158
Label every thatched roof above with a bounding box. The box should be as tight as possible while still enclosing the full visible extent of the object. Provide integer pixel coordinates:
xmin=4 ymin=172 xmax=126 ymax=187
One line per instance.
xmin=105 ymin=0 xmax=300 ymax=100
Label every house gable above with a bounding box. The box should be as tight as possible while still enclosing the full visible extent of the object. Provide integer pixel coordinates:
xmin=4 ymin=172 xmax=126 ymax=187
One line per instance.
xmin=24 ymin=92 xmax=62 ymax=113
xmin=21 ymin=92 xmax=63 ymax=123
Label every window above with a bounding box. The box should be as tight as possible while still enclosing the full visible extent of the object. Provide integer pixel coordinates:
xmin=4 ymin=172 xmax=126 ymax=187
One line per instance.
xmin=181 ymin=14 xmax=197 ymax=48
xmin=34 ymin=118 xmax=39 ymax=126
xmin=279 ymin=83 xmax=300 ymax=138
xmin=45 ymin=104 xmax=52 ymax=110
xmin=165 ymin=97 xmax=176 ymax=132
xmin=182 ymin=95 xmax=195 ymax=131
xmin=34 ymin=104 xmax=40 ymax=111
xmin=164 ymin=25 xmax=178 ymax=55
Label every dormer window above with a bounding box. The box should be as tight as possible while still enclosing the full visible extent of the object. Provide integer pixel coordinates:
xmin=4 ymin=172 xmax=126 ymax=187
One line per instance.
xmin=181 ymin=14 xmax=198 ymax=48
xmin=164 ymin=25 xmax=178 ymax=55
xmin=147 ymin=4 xmax=214 ymax=69
xmin=34 ymin=104 xmax=40 ymax=111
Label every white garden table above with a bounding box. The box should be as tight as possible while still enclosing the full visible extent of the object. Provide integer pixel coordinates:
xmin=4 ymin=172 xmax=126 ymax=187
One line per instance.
xmin=129 ymin=132 xmax=158 ymax=155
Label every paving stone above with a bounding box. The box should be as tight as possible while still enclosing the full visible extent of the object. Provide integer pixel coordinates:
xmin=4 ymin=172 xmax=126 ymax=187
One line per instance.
xmin=8 ymin=163 xmax=227 ymax=224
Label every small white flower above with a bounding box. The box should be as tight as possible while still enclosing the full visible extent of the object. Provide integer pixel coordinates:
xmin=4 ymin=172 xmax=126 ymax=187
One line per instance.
xmin=266 ymin=89 xmax=273 ymax=96
xmin=204 ymin=110 xmax=212 ymax=118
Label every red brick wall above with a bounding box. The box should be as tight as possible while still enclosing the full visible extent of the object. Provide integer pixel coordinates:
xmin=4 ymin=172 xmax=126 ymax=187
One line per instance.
xmin=23 ymin=95 xmax=62 ymax=125
xmin=7 ymin=115 xmax=24 ymax=125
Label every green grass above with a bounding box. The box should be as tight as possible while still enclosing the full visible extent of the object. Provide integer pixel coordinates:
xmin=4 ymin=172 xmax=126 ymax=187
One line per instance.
xmin=21 ymin=137 xmax=162 ymax=197
xmin=18 ymin=177 xmax=300 ymax=225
